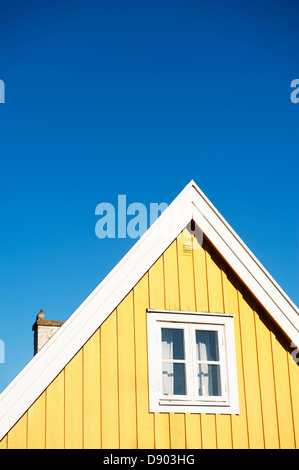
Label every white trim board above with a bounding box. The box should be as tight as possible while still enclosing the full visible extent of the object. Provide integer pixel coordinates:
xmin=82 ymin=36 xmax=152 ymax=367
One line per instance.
xmin=0 ymin=180 xmax=298 ymax=440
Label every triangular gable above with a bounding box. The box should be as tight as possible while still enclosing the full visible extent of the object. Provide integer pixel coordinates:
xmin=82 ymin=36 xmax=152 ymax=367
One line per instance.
xmin=0 ymin=180 xmax=298 ymax=440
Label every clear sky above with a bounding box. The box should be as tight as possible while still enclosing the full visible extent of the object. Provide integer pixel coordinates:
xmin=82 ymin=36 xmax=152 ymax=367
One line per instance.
xmin=0 ymin=0 xmax=298 ymax=392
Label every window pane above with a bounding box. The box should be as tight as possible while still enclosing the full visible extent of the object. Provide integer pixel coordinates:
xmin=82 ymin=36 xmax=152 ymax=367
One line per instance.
xmin=161 ymin=328 xmax=185 ymax=360
xmin=198 ymin=364 xmax=221 ymax=396
xmin=196 ymin=330 xmax=219 ymax=361
xmin=162 ymin=362 xmax=186 ymax=395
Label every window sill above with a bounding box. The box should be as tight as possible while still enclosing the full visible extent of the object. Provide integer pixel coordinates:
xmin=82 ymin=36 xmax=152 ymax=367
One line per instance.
xmin=151 ymin=400 xmax=239 ymax=415
xmin=159 ymin=399 xmax=229 ymax=406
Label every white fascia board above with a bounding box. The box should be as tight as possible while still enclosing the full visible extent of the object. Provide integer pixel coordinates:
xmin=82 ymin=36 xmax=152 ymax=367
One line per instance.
xmin=0 ymin=187 xmax=193 ymax=441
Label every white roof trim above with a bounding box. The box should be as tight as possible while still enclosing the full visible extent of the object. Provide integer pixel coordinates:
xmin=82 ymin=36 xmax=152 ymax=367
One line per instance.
xmin=0 ymin=180 xmax=298 ymax=440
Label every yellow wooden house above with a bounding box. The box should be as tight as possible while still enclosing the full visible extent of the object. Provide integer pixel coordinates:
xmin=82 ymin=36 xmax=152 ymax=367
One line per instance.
xmin=0 ymin=180 xmax=298 ymax=449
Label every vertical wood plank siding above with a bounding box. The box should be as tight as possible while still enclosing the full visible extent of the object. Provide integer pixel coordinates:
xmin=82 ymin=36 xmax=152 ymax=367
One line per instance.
xmin=1 ymin=229 xmax=299 ymax=448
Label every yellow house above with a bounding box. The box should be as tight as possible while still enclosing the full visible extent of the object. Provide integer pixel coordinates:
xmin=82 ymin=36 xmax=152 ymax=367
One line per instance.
xmin=0 ymin=180 xmax=298 ymax=449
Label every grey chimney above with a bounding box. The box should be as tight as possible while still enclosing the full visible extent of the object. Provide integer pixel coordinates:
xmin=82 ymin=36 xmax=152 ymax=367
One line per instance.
xmin=32 ymin=309 xmax=64 ymax=355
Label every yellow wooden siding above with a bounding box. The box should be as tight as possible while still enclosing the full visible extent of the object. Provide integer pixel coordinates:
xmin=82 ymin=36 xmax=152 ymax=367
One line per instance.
xmin=100 ymin=310 xmax=119 ymax=448
xmin=83 ymin=329 xmax=101 ymax=448
xmin=117 ymin=291 xmax=137 ymax=448
xmin=64 ymin=349 xmax=83 ymax=448
xmin=46 ymin=371 xmax=64 ymax=448
xmin=1 ymin=228 xmax=299 ymax=449
xmin=133 ymin=273 xmax=155 ymax=448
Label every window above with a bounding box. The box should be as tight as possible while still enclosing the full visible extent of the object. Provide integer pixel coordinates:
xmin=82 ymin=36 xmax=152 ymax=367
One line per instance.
xmin=147 ymin=310 xmax=239 ymax=414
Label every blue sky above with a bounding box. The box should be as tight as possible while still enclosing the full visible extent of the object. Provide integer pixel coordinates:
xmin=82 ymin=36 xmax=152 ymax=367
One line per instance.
xmin=0 ymin=0 xmax=298 ymax=392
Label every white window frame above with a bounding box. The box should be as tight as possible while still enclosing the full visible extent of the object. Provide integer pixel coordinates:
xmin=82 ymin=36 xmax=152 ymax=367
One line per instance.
xmin=147 ymin=309 xmax=239 ymax=414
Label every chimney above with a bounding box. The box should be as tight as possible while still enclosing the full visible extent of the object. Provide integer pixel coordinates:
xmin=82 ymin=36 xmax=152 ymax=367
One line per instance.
xmin=32 ymin=309 xmax=64 ymax=355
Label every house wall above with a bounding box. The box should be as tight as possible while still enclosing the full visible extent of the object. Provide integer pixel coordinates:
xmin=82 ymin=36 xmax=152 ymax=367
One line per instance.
xmin=1 ymin=229 xmax=299 ymax=449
